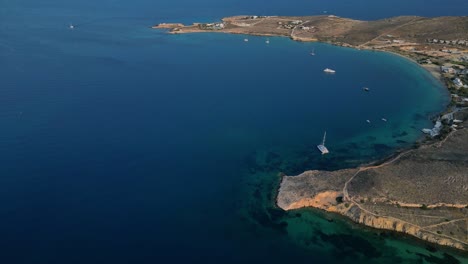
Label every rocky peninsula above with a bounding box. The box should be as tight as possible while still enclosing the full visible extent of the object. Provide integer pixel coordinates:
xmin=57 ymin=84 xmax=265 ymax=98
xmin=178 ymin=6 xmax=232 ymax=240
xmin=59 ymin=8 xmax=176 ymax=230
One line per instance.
xmin=154 ymin=15 xmax=468 ymax=251
xmin=154 ymin=15 xmax=468 ymax=98
xmin=278 ymin=108 xmax=468 ymax=251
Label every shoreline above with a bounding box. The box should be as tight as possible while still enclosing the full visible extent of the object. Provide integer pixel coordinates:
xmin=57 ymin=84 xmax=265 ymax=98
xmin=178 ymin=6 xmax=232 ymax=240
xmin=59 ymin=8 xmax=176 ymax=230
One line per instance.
xmin=276 ymin=125 xmax=468 ymax=251
xmin=154 ymin=15 xmax=468 ymax=251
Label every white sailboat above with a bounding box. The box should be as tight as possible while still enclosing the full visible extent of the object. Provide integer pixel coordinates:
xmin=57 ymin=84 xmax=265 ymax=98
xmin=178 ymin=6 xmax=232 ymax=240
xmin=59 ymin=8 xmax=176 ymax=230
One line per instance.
xmin=317 ymin=131 xmax=329 ymax=155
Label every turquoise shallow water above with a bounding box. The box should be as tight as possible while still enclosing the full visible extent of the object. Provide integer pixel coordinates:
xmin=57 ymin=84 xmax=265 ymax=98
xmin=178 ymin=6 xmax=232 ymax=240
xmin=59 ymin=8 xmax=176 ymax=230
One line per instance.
xmin=0 ymin=1 xmax=467 ymax=263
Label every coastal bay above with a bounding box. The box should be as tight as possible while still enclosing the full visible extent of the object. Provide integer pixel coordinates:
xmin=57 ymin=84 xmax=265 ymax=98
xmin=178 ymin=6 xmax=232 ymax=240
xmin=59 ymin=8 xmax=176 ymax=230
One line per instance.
xmin=1 ymin=1 xmax=468 ymax=262
xmin=154 ymin=14 xmax=468 ymax=253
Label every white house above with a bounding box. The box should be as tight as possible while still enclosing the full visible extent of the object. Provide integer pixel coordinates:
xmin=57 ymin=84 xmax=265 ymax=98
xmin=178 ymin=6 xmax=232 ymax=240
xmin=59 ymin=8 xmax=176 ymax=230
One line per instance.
xmin=453 ymin=78 xmax=464 ymax=87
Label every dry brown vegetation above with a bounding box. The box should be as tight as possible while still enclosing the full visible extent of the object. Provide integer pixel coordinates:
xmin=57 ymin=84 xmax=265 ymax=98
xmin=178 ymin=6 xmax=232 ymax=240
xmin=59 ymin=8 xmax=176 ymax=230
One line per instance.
xmin=278 ymin=109 xmax=468 ymax=251
xmin=154 ymin=15 xmax=468 ymax=48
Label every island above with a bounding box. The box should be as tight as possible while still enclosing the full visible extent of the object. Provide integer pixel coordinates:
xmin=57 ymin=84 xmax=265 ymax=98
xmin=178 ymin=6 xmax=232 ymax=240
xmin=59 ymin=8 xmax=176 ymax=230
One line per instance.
xmin=154 ymin=15 xmax=468 ymax=251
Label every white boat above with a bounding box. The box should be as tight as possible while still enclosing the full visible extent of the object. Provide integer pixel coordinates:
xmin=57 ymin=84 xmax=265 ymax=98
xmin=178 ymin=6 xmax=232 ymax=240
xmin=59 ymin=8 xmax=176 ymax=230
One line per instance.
xmin=265 ymin=38 xmax=270 ymax=44
xmin=381 ymin=118 xmax=387 ymax=122
xmin=366 ymin=119 xmax=371 ymax=123
xmin=69 ymin=24 xmax=75 ymax=29
xmin=363 ymin=87 xmax=370 ymax=92
xmin=244 ymin=38 xmax=249 ymax=42
xmin=324 ymin=68 xmax=335 ymax=73
xmin=310 ymin=48 xmax=315 ymax=56
xmin=317 ymin=131 xmax=329 ymax=155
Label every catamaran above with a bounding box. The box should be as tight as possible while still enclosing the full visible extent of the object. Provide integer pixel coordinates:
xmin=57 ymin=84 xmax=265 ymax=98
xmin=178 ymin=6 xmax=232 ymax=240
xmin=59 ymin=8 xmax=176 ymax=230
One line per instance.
xmin=317 ymin=131 xmax=329 ymax=155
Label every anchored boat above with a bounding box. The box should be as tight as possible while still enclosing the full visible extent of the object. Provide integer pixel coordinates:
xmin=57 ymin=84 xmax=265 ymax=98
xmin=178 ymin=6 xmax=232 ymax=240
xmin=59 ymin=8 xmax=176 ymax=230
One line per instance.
xmin=317 ymin=131 xmax=329 ymax=155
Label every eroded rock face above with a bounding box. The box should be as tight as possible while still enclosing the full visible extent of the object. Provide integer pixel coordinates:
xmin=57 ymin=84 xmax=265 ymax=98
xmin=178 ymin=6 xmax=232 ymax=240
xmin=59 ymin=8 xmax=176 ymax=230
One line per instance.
xmin=277 ymin=169 xmax=354 ymax=210
xmin=277 ymin=111 xmax=468 ymax=251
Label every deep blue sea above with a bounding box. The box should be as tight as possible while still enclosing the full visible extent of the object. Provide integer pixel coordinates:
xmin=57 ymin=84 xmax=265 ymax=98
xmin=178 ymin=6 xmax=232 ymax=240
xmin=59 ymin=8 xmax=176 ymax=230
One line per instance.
xmin=0 ymin=0 xmax=467 ymax=263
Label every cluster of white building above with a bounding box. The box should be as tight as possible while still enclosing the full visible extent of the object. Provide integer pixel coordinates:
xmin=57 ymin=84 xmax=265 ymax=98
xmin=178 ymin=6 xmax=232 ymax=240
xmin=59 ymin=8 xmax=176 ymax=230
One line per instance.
xmin=422 ymin=120 xmax=443 ymax=137
xmin=453 ymin=78 xmax=467 ymax=88
xmin=200 ymin=22 xmax=225 ymax=30
xmin=440 ymin=66 xmax=468 ymax=88
xmin=427 ymin=39 xmax=468 ymax=47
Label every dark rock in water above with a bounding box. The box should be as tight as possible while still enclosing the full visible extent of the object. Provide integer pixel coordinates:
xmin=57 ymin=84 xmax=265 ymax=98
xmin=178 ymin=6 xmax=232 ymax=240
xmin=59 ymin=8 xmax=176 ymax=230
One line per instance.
xmin=416 ymin=252 xmax=461 ymax=264
xmin=253 ymin=188 xmax=262 ymax=199
xmin=413 ymin=113 xmax=425 ymax=121
xmin=326 ymin=218 xmax=334 ymax=222
xmin=266 ymin=151 xmax=280 ymax=163
xmin=373 ymin=143 xmax=392 ymax=152
xmin=245 ymin=155 xmax=261 ymax=173
xmin=441 ymin=253 xmax=461 ymax=264
xmin=249 ymin=209 xmax=270 ymax=226
xmin=335 ymin=148 xmax=351 ymax=154
xmin=367 ymin=136 xmax=377 ymax=141
xmin=267 ymin=207 xmax=286 ymax=222
xmin=396 ymin=139 xmax=408 ymax=144
xmin=248 ymin=208 xmax=287 ymax=234
xmin=318 ymin=231 xmax=382 ymax=259
xmin=258 ymin=151 xmax=282 ymax=171
xmin=295 ymin=213 xmax=302 ymax=218
xmin=392 ymin=131 xmax=409 ymax=138
xmin=379 ymin=232 xmax=390 ymax=238
xmin=279 ymin=221 xmax=288 ymax=228
xmin=425 ymin=245 xmax=438 ymax=253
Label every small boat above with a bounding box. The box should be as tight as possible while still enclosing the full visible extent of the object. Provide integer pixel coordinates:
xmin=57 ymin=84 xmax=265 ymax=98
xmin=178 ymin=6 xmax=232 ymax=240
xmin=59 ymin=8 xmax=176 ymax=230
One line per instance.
xmin=310 ymin=48 xmax=315 ymax=56
xmin=244 ymin=38 xmax=249 ymax=42
xmin=363 ymin=87 xmax=370 ymax=92
xmin=366 ymin=119 xmax=371 ymax=124
xmin=324 ymin=68 xmax=336 ymax=73
xmin=317 ymin=131 xmax=329 ymax=155
xmin=381 ymin=118 xmax=387 ymax=122
xmin=265 ymin=38 xmax=270 ymax=44
xmin=69 ymin=24 xmax=75 ymax=29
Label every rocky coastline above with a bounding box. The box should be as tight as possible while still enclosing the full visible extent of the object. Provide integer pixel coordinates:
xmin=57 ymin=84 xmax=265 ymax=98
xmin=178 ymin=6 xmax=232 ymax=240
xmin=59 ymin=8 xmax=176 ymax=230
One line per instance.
xmin=154 ymin=15 xmax=468 ymax=251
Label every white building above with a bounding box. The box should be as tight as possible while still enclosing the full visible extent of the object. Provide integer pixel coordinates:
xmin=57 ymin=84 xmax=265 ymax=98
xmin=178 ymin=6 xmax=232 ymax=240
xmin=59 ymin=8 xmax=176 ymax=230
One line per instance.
xmin=453 ymin=78 xmax=464 ymax=87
